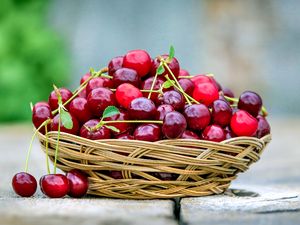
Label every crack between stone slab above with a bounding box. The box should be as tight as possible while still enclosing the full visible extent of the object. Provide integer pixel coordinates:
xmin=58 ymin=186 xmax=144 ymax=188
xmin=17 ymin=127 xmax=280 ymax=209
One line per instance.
xmin=173 ymin=198 xmax=187 ymax=225
xmin=256 ymin=208 xmax=300 ymax=214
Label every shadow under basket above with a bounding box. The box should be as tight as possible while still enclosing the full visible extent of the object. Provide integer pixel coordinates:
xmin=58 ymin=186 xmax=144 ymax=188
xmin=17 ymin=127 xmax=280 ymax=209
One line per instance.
xmin=37 ymin=132 xmax=271 ymax=199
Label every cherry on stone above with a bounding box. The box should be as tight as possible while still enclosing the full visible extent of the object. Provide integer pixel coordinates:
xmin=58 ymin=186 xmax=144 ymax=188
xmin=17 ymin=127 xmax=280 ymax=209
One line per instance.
xmin=115 ymin=83 xmax=143 ymax=109
xmin=141 ymin=76 xmax=165 ymax=104
xmin=162 ymin=111 xmax=187 ymax=139
xmin=40 ymin=174 xmax=69 ymax=198
xmin=12 ymin=172 xmax=37 ymax=197
xmin=32 ymin=102 xmax=52 ymax=134
xmin=87 ymin=87 xmax=116 ymax=117
xmin=183 ymin=104 xmax=211 ymax=131
xmin=202 ymin=125 xmax=226 ymax=142
xmin=123 ymin=49 xmax=152 ymax=77
xmin=238 ymin=91 xmax=263 ymax=117
xmin=193 ymin=82 xmax=219 ymax=106
xmin=69 ymin=97 xmax=92 ymax=124
xmin=156 ymin=104 xmax=174 ymax=121
xmin=66 ymin=169 xmax=89 ymax=198
xmin=179 ymin=69 xmax=190 ymax=77
xmin=108 ymin=56 xmax=124 ymax=76
xmin=150 ymin=54 xmax=180 ymax=78
xmin=129 ymin=97 xmax=157 ymax=120
xmin=212 ymin=99 xmax=232 ymax=127
xmin=104 ymin=110 xmax=133 ymax=136
xmin=256 ymin=115 xmax=271 ymax=138
xmin=86 ymin=77 xmax=113 ymax=95
xmin=51 ymin=113 xmax=80 ymax=135
xmin=133 ymin=124 xmax=161 ymax=142
xmin=178 ymin=78 xmax=195 ymax=96
xmin=80 ymin=119 xmax=111 ymax=140
xmin=230 ymin=110 xmax=258 ymax=137
xmin=112 ymin=68 xmax=140 ymax=88
xmin=162 ymin=90 xmax=185 ymax=111
xmin=48 ymin=88 xmax=73 ymax=111
xmin=180 ymin=130 xmax=200 ymax=139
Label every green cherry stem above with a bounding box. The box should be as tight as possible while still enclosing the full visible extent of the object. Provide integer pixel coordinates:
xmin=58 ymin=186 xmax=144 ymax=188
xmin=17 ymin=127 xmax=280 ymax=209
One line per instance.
xmin=53 ymin=107 xmax=61 ymax=174
xmin=110 ymin=89 xmax=160 ymax=93
xmin=147 ymin=72 xmax=159 ymax=99
xmin=24 ymin=119 xmax=51 ymax=173
xmin=223 ymin=95 xmax=238 ymax=103
xmin=44 ymin=123 xmax=50 ymax=174
xmin=93 ymin=120 xmax=163 ymax=131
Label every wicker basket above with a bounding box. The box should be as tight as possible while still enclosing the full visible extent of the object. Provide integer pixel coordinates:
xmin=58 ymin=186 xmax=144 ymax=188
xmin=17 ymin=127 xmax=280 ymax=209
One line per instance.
xmin=37 ymin=132 xmax=271 ymax=199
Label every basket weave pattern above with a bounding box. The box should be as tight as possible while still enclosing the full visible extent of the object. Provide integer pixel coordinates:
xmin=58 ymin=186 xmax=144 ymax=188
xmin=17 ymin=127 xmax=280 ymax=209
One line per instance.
xmin=37 ymin=132 xmax=271 ymax=199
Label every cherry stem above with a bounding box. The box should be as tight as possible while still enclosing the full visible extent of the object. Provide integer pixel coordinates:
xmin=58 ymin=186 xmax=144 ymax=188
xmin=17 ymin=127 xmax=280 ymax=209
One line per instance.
xmin=24 ymin=119 xmax=51 ymax=173
xmin=223 ymin=95 xmax=238 ymax=103
xmin=110 ymin=89 xmax=160 ymax=93
xmin=44 ymin=123 xmax=50 ymax=174
xmin=53 ymin=107 xmax=61 ymax=174
xmin=261 ymin=106 xmax=268 ymax=116
xmin=147 ymin=73 xmax=159 ymax=99
xmin=51 ymin=67 xmax=108 ymax=115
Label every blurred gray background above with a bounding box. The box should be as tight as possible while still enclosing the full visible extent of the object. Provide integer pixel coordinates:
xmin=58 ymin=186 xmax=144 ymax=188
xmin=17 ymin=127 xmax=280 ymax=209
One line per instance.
xmin=48 ymin=0 xmax=300 ymax=116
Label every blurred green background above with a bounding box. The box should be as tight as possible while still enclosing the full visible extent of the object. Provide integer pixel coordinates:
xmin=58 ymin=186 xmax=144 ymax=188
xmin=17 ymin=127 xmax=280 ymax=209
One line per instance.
xmin=1 ymin=0 xmax=300 ymax=123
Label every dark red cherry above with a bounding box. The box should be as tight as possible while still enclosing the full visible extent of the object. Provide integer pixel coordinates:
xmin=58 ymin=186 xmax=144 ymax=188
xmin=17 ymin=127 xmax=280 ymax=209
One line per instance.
xmin=123 ymin=50 xmax=152 ymax=77
xmin=150 ymin=54 xmax=180 ymax=78
xmin=230 ymin=110 xmax=258 ymax=137
xmin=32 ymin=102 xmax=52 ymax=134
xmin=156 ymin=104 xmax=174 ymax=120
xmin=69 ymin=97 xmax=92 ymax=124
xmin=202 ymin=125 xmax=226 ymax=142
xmin=40 ymin=174 xmax=69 ymax=198
xmin=224 ymin=127 xmax=236 ymax=139
xmin=104 ymin=110 xmax=133 ymax=136
xmin=256 ymin=115 xmax=271 ymax=138
xmin=180 ymin=130 xmax=200 ymax=139
xmin=141 ymin=76 xmax=165 ymax=104
xmin=129 ymin=97 xmax=157 ymax=120
xmin=193 ymin=82 xmax=219 ymax=106
xmin=80 ymin=72 xmax=91 ymax=84
xmin=66 ymin=169 xmax=89 ymax=198
xmin=48 ymin=88 xmax=73 ymax=111
xmin=12 ymin=172 xmax=37 ymax=197
xmin=222 ymin=87 xmax=235 ymax=98
xmin=51 ymin=113 xmax=79 ymax=135
xmin=162 ymin=111 xmax=187 ymax=139
xmin=179 ymin=69 xmax=190 ymax=77
xmin=80 ymin=119 xmax=111 ymax=140
xmin=87 ymin=87 xmax=116 ymax=117
xmin=115 ymin=83 xmax=143 ymax=109
xmin=212 ymin=100 xmax=232 ymax=127
xmin=108 ymin=171 xmax=123 ymax=179
xmin=183 ymin=104 xmax=211 ymax=131
xmin=178 ymin=78 xmax=194 ymax=96
xmin=163 ymin=90 xmax=185 ymax=111
xmin=112 ymin=68 xmax=140 ymax=87
xmin=86 ymin=77 xmax=113 ymax=95
xmin=134 ymin=124 xmax=161 ymax=142
xmin=153 ymin=172 xmax=177 ymax=181
xmin=238 ymin=91 xmax=263 ymax=117
xmin=108 ymin=56 xmax=124 ymax=76
xmin=116 ymin=133 xmax=134 ymax=140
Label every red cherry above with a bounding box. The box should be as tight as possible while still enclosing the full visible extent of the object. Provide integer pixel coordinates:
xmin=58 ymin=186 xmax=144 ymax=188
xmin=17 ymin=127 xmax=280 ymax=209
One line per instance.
xmin=178 ymin=78 xmax=194 ymax=96
xmin=69 ymin=97 xmax=92 ymax=124
xmin=238 ymin=91 xmax=263 ymax=117
xmin=108 ymin=56 xmax=124 ymax=76
xmin=87 ymin=87 xmax=116 ymax=117
xmin=134 ymin=124 xmax=161 ymax=142
xmin=86 ymin=77 xmax=113 ymax=95
xmin=222 ymin=87 xmax=235 ymax=98
xmin=162 ymin=90 xmax=185 ymax=111
xmin=202 ymin=125 xmax=226 ymax=142
xmin=212 ymin=99 xmax=232 ymax=127
xmin=129 ymin=97 xmax=157 ymax=120
xmin=123 ymin=50 xmax=152 ymax=77
xmin=115 ymin=83 xmax=143 ymax=109
xmin=48 ymin=88 xmax=73 ymax=111
xmin=108 ymin=171 xmax=123 ymax=179
xmin=40 ymin=174 xmax=69 ymax=198
xmin=80 ymin=119 xmax=111 ymax=140
xmin=80 ymin=72 xmax=91 ymax=84
xmin=116 ymin=133 xmax=134 ymax=140
xmin=66 ymin=169 xmax=89 ymax=198
xmin=32 ymin=102 xmax=52 ymax=134
xmin=224 ymin=126 xmax=236 ymax=139
xmin=179 ymin=69 xmax=190 ymax=77
xmin=78 ymin=88 xmax=87 ymax=98
xmin=51 ymin=113 xmax=79 ymax=135
xmin=230 ymin=110 xmax=258 ymax=136
xmin=141 ymin=76 xmax=165 ymax=105
xmin=104 ymin=110 xmax=133 ymax=136
xmin=191 ymin=74 xmax=212 ymax=85
xmin=112 ymin=68 xmax=140 ymax=87
xmin=156 ymin=104 xmax=174 ymax=120
xmin=150 ymin=55 xmax=180 ymax=78
xmin=180 ymin=130 xmax=200 ymax=139
xmin=256 ymin=115 xmax=271 ymax=138
xmin=12 ymin=172 xmax=37 ymax=197
xmin=162 ymin=111 xmax=187 ymax=139
xmin=183 ymin=104 xmax=211 ymax=131
xmin=192 ymin=82 xmax=219 ymax=106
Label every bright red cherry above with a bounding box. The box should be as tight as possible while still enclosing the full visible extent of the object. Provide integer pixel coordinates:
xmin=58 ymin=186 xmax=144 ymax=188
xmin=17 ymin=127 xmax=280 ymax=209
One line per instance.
xmin=80 ymin=119 xmax=111 ymax=140
xmin=156 ymin=104 xmax=174 ymax=120
xmin=179 ymin=69 xmax=190 ymax=77
xmin=51 ymin=113 xmax=79 ymax=135
xmin=150 ymin=55 xmax=180 ymax=78
xmin=212 ymin=100 xmax=232 ymax=127
xmin=238 ymin=91 xmax=263 ymax=117
xmin=230 ymin=110 xmax=258 ymax=137
xmin=128 ymin=97 xmax=157 ymax=120
xmin=178 ymin=78 xmax=194 ymax=96
xmin=86 ymin=77 xmax=113 ymax=95
xmin=115 ymin=83 xmax=143 ymax=109
xmin=183 ymin=104 xmax=211 ymax=131
xmin=87 ymin=87 xmax=116 ymax=117
xmin=40 ymin=174 xmax=69 ymax=198
xmin=162 ymin=111 xmax=187 ymax=139
xmin=192 ymin=82 xmax=219 ymax=106
xmin=162 ymin=90 xmax=185 ymax=111
xmin=191 ymin=74 xmax=212 ymax=85
xmin=69 ymin=97 xmax=92 ymax=124
xmin=48 ymin=88 xmax=73 ymax=111
xmin=108 ymin=56 xmax=124 ymax=76
xmin=12 ymin=172 xmax=37 ymax=197
xmin=180 ymin=130 xmax=200 ymax=139
xmin=80 ymin=72 xmax=91 ymax=84
xmin=104 ymin=110 xmax=133 ymax=136
xmin=134 ymin=124 xmax=161 ymax=142
xmin=123 ymin=50 xmax=152 ymax=77
xmin=141 ymin=76 xmax=165 ymax=105
xmin=66 ymin=169 xmax=89 ymax=198
xmin=256 ymin=115 xmax=271 ymax=138
xmin=32 ymin=102 xmax=52 ymax=134
xmin=112 ymin=68 xmax=140 ymax=87
xmin=202 ymin=125 xmax=226 ymax=142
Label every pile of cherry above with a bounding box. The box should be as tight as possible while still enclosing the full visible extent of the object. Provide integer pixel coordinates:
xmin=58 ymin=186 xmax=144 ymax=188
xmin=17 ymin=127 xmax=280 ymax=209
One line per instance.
xmin=12 ymin=47 xmax=271 ymax=198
